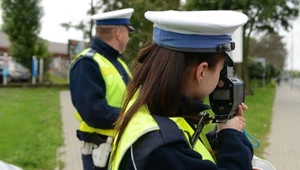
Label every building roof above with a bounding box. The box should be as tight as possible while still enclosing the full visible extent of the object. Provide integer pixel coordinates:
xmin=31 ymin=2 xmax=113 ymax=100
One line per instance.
xmin=0 ymin=31 xmax=67 ymax=55
xmin=48 ymin=41 xmax=67 ymax=55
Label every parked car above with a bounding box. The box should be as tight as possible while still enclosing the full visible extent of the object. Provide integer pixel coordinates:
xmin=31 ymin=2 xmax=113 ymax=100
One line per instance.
xmin=0 ymin=56 xmax=31 ymax=82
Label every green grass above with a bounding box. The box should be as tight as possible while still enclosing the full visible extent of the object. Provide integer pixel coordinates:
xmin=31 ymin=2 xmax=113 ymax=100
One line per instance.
xmin=243 ymin=84 xmax=276 ymax=158
xmin=49 ymin=74 xmax=68 ymax=84
xmin=0 ymin=88 xmax=64 ymax=170
xmin=202 ymin=84 xmax=276 ymax=158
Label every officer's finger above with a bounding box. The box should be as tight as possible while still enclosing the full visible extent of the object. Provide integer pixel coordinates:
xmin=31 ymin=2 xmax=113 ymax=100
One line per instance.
xmin=235 ymin=105 xmax=244 ymax=117
xmin=241 ymin=103 xmax=248 ymax=111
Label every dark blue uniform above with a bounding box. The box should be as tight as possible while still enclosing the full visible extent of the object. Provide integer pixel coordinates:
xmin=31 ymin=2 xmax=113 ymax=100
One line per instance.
xmin=69 ymin=37 xmax=130 ymax=129
xmin=119 ymin=97 xmax=253 ymax=170
xmin=69 ymin=36 xmax=130 ymax=170
xmin=144 ymin=129 xmax=253 ymax=170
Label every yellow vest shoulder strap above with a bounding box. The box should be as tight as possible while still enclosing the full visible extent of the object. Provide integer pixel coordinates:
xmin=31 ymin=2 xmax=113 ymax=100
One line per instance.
xmin=110 ymin=105 xmax=215 ymax=170
xmin=70 ymin=48 xmax=129 ymax=137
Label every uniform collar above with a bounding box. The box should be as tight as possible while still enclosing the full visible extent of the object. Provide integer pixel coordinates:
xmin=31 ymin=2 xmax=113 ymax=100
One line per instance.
xmin=147 ymin=93 xmax=211 ymax=118
xmin=177 ymin=94 xmax=211 ymax=117
xmin=90 ymin=36 xmax=120 ymax=60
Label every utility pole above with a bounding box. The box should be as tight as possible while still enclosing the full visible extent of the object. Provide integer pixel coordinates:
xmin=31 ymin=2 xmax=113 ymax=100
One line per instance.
xmin=290 ymin=25 xmax=295 ymax=89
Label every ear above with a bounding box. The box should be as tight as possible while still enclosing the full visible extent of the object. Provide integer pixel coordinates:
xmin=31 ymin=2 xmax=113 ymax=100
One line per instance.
xmin=116 ymin=27 xmax=124 ymax=41
xmin=195 ymin=62 xmax=208 ymax=83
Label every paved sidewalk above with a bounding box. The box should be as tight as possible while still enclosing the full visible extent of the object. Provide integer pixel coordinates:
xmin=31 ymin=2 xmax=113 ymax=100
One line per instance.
xmin=59 ymin=91 xmax=82 ymax=170
xmin=265 ymin=83 xmax=300 ymax=169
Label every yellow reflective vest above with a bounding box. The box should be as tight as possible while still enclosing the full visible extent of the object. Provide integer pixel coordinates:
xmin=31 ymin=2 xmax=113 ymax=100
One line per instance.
xmin=69 ymin=48 xmax=131 ymax=137
xmin=109 ymin=98 xmax=216 ymax=170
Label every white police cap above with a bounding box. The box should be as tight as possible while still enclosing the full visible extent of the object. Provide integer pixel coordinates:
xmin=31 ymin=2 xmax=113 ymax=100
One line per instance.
xmin=144 ymin=10 xmax=248 ymax=52
xmin=92 ymin=8 xmax=135 ymax=31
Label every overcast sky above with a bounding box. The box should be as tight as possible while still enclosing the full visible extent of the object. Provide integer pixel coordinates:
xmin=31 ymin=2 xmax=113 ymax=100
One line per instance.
xmin=0 ymin=0 xmax=299 ymax=71
xmin=0 ymin=0 xmax=90 ymax=43
xmin=40 ymin=0 xmax=91 ymax=43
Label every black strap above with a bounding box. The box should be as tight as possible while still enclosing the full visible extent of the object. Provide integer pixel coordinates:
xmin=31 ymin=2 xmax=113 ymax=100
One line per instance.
xmin=152 ymin=115 xmax=187 ymax=144
xmin=76 ymin=130 xmax=108 ymax=145
xmin=131 ymin=115 xmax=188 ymax=169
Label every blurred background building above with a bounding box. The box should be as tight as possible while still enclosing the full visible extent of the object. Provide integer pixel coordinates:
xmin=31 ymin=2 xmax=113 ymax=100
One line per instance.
xmin=0 ymin=31 xmax=80 ymax=78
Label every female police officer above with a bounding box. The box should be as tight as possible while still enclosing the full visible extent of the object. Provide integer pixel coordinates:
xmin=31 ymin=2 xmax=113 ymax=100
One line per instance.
xmin=109 ymin=10 xmax=253 ymax=170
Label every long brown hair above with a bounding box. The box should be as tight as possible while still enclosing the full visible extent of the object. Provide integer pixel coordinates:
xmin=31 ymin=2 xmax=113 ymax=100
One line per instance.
xmin=114 ymin=43 xmax=224 ymax=152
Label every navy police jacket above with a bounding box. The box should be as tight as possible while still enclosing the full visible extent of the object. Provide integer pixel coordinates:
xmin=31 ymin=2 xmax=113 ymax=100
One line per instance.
xmin=119 ymin=96 xmax=253 ymax=170
xmin=69 ymin=37 xmax=130 ymax=129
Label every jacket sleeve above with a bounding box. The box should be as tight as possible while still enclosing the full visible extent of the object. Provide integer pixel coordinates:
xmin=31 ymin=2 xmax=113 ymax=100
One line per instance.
xmin=145 ymin=129 xmax=253 ymax=170
xmin=69 ymin=57 xmax=119 ymax=129
xmin=215 ymin=129 xmax=254 ymax=169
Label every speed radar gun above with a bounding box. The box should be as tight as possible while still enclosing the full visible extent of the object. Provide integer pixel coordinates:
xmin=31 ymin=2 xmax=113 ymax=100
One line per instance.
xmin=190 ymin=43 xmax=276 ymax=170
xmin=190 ymin=42 xmax=245 ymax=147
xmin=209 ymin=48 xmax=244 ymax=123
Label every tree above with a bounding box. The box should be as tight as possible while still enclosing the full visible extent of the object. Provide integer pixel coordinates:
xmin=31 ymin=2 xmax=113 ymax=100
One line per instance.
xmin=102 ymin=0 xmax=181 ymax=63
xmin=61 ymin=0 xmax=109 ymax=43
xmin=61 ymin=0 xmax=181 ymax=63
xmin=184 ymin=0 xmax=299 ymax=94
xmin=266 ymin=63 xmax=281 ymax=79
xmin=1 ymin=0 xmax=44 ymax=69
xmin=248 ymin=59 xmax=280 ymax=80
xmin=249 ymin=33 xmax=287 ymax=70
xmin=248 ymin=60 xmax=265 ymax=80
xmin=34 ymin=38 xmax=53 ymax=81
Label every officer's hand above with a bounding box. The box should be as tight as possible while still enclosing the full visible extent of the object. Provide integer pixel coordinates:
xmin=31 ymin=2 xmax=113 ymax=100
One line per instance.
xmin=216 ymin=103 xmax=248 ymax=133
xmin=235 ymin=103 xmax=248 ymax=117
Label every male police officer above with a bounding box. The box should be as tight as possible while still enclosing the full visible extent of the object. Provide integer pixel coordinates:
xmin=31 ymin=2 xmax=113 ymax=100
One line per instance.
xmin=69 ymin=8 xmax=134 ymax=170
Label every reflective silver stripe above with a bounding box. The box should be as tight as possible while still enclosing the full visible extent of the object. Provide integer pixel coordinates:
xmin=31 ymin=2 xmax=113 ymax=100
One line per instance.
xmin=117 ymin=126 xmax=159 ymax=169
xmin=130 ymin=146 xmax=138 ymax=170
xmin=69 ymin=49 xmax=96 ymax=71
xmin=85 ymin=51 xmax=96 ymax=58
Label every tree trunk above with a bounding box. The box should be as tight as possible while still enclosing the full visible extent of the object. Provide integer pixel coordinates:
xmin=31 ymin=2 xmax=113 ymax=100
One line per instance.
xmin=234 ymin=63 xmax=242 ymax=78
xmin=242 ymin=28 xmax=253 ymax=95
xmin=89 ymin=0 xmax=95 ymax=43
